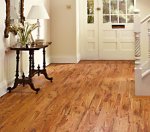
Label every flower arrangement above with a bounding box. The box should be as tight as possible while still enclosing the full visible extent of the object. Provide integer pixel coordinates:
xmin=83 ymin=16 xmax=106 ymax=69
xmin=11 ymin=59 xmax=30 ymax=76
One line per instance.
xmin=10 ymin=22 xmax=38 ymax=46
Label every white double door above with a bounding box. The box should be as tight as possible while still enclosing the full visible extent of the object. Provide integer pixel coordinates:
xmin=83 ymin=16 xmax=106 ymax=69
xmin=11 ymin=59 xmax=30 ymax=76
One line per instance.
xmin=82 ymin=0 xmax=135 ymax=60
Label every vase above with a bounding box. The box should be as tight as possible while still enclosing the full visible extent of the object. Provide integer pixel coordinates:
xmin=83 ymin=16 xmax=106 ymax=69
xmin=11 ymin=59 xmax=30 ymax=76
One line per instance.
xmin=18 ymin=35 xmax=29 ymax=46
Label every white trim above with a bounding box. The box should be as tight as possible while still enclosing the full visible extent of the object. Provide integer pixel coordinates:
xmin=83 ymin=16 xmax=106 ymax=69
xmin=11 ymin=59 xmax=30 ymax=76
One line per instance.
xmin=141 ymin=14 xmax=150 ymax=24
xmin=77 ymin=54 xmax=80 ymax=63
xmin=135 ymin=57 xmax=141 ymax=60
xmin=51 ymin=56 xmax=79 ymax=63
xmin=142 ymin=69 xmax=150 ymax=78
xmin=135 ymin=61 xmax=141 ymax=65
xmin=0 ymin=78 xmax=14 ymax=97
xmin=46 ymin=56 xmax=51 ymax=66
xmin=141 ymin=60 xmax=149 ymax=67
xmin=0 ymin=80 xmax=7 ymax=97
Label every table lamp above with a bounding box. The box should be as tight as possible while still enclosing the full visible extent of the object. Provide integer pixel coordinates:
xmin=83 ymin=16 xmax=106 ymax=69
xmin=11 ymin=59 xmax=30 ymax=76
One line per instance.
xmin=27 ymin=5 xmax=50 ymax=40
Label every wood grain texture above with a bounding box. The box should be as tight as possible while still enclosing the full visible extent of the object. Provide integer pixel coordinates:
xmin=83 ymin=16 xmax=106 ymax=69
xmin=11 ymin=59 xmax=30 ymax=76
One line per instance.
xmin=0 ymin=61 xmax=150 ymax=132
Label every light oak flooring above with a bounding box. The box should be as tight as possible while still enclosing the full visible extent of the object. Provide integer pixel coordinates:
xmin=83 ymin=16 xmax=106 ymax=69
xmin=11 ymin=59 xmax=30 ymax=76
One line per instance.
xmin=1 ymin=61 xmax=150 ymax=132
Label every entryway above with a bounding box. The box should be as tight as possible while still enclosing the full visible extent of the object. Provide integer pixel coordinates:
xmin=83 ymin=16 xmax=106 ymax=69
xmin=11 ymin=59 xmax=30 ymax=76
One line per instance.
xmin=80 ymin=0 xmax=135 ymax=60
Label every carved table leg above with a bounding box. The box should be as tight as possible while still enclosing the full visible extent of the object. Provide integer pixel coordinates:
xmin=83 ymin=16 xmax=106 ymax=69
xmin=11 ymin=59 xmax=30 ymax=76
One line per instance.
xmin=42 ymin=47 xmax=53 ymax=82
xmin=31 ymin=50 xmax=35 ymax=70
xmin=7 ymin=80 xmax=19 ymax=93
xmin=28 ymin=50 xmax=40 ymax=93
xmin=28 ymin=81 xmax=40 ymax=94
xmin=7 ymin=50 xmax=20 ymax=93
xmin=42 ymin=70 xmax=53 ymax=82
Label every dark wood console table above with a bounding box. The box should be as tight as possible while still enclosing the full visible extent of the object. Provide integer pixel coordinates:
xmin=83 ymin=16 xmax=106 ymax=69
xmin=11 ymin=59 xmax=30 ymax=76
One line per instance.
xmin=7 ymin=42 xmax=53 ymax=94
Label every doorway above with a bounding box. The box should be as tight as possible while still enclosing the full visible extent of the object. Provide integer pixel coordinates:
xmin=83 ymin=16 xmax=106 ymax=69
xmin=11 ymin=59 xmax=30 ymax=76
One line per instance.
xmin=80 ymin=0 xmax=135 ymax=60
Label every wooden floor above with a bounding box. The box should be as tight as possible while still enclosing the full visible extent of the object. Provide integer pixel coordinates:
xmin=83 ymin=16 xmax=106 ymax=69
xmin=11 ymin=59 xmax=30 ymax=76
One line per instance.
xmin=1 ymin=61 xmax=150 ymax=132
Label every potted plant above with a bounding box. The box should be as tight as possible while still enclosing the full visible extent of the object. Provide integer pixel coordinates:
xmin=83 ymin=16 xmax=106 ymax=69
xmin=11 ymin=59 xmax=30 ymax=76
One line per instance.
xmin=10 ymin=22 xmax=38 ymax=46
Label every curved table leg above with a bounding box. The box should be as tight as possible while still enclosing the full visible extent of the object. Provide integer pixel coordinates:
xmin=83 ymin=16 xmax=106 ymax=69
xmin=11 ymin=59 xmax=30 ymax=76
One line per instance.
xmin=28 ymin=82 xmax=40 ymax=94
xmin=42 ymin=70 xmax=53 ymax=82
xmin=7 ymin=81 xmax=19 ymax=93
xmin=42 ymin=47 xmax=53 ymax=82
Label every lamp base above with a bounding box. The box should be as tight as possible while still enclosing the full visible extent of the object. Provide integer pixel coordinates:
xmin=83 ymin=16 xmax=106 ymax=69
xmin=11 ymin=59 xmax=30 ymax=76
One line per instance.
xmin=37 ymin=19 xmax=40 ymax=40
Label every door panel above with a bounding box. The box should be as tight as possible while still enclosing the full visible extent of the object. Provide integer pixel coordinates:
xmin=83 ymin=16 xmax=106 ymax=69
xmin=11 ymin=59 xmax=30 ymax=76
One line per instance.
xmin=84 ymin=0 xmax=99 ymax=59
xmin=100 ymin=28 xmax=134 ymax=60
xmin=85 ymin=25 xmax=99 ymax=59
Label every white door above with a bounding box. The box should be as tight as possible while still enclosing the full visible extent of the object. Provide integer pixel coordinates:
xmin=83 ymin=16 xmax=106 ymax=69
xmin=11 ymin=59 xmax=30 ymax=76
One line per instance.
xmin=82 ymin=0 xmax=135 ymax=60
xmin=81 ymin=0 xmax=99 ymax=60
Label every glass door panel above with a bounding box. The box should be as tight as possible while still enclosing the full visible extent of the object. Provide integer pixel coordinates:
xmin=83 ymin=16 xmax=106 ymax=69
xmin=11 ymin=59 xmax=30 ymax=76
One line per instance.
xmin=87 ymin=0 xmax=94 ymax=23
xmin=102 ymin=0 xmax=135 ymax=24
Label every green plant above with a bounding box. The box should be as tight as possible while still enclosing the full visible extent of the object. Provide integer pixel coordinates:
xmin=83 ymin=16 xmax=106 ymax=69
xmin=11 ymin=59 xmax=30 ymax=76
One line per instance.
xmin=10 ymin=22 xmax=38 ymax=46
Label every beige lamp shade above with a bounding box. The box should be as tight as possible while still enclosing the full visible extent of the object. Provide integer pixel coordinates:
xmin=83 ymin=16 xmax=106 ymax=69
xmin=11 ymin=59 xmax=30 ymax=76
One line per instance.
xmin=27 ymin=5 xmax=49 ymax=19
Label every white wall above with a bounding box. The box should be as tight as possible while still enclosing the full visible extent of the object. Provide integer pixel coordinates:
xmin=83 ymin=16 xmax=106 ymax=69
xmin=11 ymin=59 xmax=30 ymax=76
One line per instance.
xmin=78 ymin=0 xmax=87 ymax=60
xmin=76 ymin=0 xmax=80 ymax=62
xmin=0 ymin=1 xmax=16 ymax=96
xmin=136 ymin=0 xmax=150 ymax=19
xmin=44 ymin=0 xmax=52 ymax=64
xmin=50 ymin=0 xmax=79 ymax=63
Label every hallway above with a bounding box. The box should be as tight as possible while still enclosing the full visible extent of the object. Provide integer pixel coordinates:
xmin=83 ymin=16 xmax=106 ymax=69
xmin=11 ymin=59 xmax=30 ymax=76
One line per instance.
xmin=1 ymin=61 xmax=150 ymax=132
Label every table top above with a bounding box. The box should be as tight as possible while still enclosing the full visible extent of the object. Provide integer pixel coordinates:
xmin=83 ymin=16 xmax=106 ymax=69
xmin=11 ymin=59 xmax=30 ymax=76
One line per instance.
xmin=10 ymin=42 xmax=52 ymax=51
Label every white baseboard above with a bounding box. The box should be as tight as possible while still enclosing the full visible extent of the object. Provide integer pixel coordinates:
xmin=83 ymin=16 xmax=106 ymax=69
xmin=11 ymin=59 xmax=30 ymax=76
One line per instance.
xmin=0 ymin=80 xmax=7 ymax=97
xmin=46 ymin=56 xmax=51 ymax=66
xmin=77 ymin=54 xmax=81 ymax=63
xmin=0 ymin=78 xmax=14 ymax=97
xmin=51 ymin=56 xmax=79 ymax=63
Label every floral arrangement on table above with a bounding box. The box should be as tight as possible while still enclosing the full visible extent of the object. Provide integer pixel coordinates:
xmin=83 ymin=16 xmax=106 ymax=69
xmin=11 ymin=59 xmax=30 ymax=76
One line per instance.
xmin=10 ymin=22 xmax=38 ymax=46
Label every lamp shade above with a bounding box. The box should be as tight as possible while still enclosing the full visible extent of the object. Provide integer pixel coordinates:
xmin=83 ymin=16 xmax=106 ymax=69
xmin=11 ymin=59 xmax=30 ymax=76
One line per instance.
xmin=27 ymin=5 xmax=49 ymax=19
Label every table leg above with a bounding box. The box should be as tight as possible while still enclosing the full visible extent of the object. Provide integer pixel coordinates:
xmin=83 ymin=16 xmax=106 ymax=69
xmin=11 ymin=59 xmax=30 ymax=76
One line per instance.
xmin=43 ymin=47 xmax=46 ymax=70
xmin=28 ymin=82 xmax=40 ymax=94
xmin=31 ymin=50 xmax=35 ymax=70
xmin=7 ymin=50 xmax=20 ymax=93
xmin=29 ymin=50 xmax=32 ymax=78
xmin=42 ymin=47 xmax=53 ymax=82
xmin=28 ymin=50 xmax=40 ymax=93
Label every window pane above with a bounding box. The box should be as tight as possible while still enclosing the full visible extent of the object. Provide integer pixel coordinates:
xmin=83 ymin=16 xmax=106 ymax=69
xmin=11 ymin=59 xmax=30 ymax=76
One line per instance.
xmin=87 ymin=0 xmax=94 ymax=23
xmin=111 ymin=15 xmax=118 ymax=23
xmin=127 ymin=15 xmax=134 ymax=23
xmin=119 ymin=0 xmax=126 ymax=14
xmin=127 ymin=0 xmax=134 ymax=14
xmin=111 ymin=0 xmax=118 ymax=14
xmin=119 ymin=15 xmax=126 ymax=23
xmin=87 ymin=0 xmax=94 ymax=15
xmin=88 ymin=16 xmax=94 ymax=23
xmin=103 ymin=0 xmax=109 ymax=14
xmin=103 ymin=15 xmax=110 ymax=23
xmin=102 ymin=0 xmax=134 ymax=24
